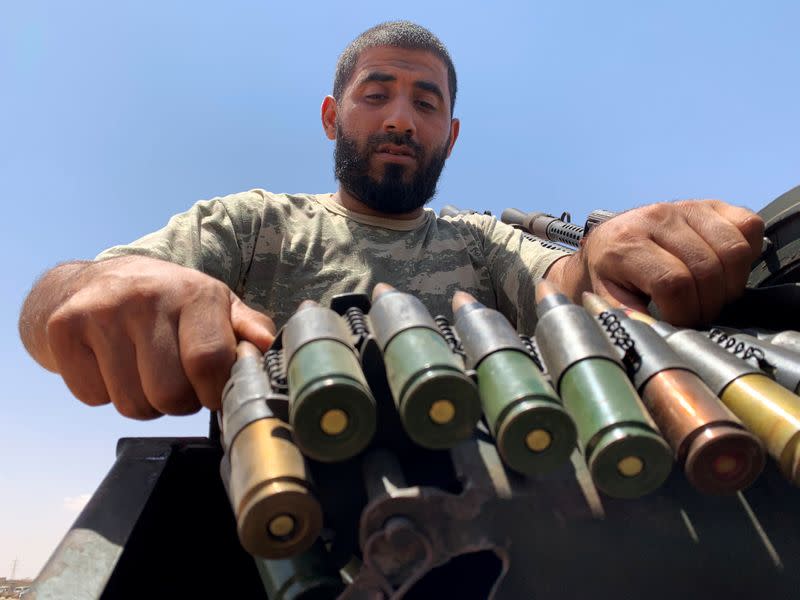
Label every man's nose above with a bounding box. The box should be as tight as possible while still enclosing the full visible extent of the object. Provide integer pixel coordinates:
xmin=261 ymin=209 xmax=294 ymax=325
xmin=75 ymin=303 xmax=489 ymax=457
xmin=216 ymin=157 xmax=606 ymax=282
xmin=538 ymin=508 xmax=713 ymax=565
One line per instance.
xmin=383 ymin=99 xmax=416 ymax=136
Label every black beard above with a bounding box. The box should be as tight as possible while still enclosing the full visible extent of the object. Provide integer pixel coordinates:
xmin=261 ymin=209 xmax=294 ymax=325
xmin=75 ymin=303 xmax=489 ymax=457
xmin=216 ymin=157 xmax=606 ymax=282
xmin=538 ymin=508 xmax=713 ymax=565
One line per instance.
xmin=334 ymin=124 xmax=449 ymax=214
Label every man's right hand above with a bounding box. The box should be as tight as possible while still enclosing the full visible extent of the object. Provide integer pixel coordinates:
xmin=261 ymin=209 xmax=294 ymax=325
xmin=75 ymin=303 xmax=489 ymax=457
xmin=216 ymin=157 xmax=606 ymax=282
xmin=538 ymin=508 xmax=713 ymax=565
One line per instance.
xmin=20 ymin=256 xmax=276 ymax=419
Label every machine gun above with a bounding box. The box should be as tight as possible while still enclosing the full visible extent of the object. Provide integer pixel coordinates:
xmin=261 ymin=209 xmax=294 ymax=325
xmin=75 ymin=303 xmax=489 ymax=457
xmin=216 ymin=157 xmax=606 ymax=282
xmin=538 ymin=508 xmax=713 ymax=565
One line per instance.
xmin=31 ymin=186 xmax=800 ymax=599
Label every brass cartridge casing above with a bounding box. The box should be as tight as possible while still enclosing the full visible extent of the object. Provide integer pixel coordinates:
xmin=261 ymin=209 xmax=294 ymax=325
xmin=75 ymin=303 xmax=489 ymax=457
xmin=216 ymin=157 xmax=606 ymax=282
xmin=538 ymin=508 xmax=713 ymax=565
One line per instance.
xmin=641 ymin=370 xmax=764 ymax=494
xmin=229 ymin=417 xmax=323 ymax=559
xmin=720 ymin=374 xmax=800 ymax=485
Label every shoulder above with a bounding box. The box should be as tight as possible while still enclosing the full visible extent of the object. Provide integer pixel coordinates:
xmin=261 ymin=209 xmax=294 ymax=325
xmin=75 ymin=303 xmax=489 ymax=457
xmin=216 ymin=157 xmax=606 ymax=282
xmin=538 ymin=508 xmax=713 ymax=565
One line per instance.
xmin=208 ymin=189 xmax=329 ymax=225
xmin=436 ymin=211 xmax=504 ymax=240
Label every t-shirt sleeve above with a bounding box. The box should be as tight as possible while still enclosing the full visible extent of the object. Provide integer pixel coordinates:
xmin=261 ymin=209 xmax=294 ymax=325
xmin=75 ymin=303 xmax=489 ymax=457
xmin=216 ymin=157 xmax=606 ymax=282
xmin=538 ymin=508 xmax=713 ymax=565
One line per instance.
xmin=95 ymin=190 xmax=267 ymax=294
xmin=466 ymin=214 xmax=570 ymax=334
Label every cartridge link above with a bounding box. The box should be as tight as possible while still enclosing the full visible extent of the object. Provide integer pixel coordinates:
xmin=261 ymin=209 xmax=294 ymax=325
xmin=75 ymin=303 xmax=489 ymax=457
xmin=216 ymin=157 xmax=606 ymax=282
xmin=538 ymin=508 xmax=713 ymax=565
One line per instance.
xmin=613 ymin=318 xmax=693 ymax=391
xmin=455 ymin=305 xmax=529 ymax=370
xmin=283 ymin=305 xmax=357 ymax=365
xmin=536 ymin=304 xmax=622 ymax=388
xmin=663 ymin=329 xmax=762 ymax=396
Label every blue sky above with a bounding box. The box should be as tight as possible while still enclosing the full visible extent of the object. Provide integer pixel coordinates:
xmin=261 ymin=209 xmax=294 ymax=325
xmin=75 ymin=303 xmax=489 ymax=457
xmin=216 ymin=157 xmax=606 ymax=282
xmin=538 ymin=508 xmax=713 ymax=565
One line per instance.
xmin=2 ymin=0 xmax=799 ymax=578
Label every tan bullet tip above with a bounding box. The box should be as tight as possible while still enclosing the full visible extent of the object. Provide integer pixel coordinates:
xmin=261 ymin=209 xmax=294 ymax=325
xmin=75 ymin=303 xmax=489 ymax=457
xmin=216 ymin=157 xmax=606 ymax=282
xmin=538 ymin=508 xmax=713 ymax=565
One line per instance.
xmin=429 ymin=399 xmax=456 ymax=424
xmin=581 ymin=291 xmax=613 ymax=316
xmin=617 ymin=456 xmax=644 ymax=477
xmin=236 ymin=340 xmax=263 ymax=360
xmin=452 ymin=290 xmax=479 ymax=313
xmin=320 ymin=408 xmax=349 ymax=436
xmin=267 ymin=514 xmax=296 ymax=539
xmin=372 ymin=282 xmax=397 ymax=301
xmin=624 ymin=307 xmax=657 ymax=325
xmin=298 ymin=299 xmax=320 ymax=311
xmin=534 ymin=278 xmax=562 ymax=304
xmin=525 ymin=429 xmax=552 ymax=452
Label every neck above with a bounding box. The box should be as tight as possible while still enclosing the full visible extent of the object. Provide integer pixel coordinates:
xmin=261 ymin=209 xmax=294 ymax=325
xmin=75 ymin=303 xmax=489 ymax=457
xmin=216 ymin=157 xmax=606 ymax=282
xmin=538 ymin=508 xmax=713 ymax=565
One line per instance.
xmin=333 ymin=186 xmax=424 ymax=220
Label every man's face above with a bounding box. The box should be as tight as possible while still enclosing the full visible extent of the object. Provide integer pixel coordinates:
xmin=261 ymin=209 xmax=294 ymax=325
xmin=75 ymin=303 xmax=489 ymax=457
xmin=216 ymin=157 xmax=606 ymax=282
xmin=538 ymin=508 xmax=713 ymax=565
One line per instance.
xmin=325 ymin=47 xmax=459 ymax=214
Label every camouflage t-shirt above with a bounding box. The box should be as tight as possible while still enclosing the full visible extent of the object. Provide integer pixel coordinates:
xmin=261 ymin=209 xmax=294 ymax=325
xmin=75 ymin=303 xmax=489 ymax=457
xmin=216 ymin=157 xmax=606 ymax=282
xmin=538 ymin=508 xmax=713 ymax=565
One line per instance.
xmin=96 ymin=190 xmax=567 ymax=333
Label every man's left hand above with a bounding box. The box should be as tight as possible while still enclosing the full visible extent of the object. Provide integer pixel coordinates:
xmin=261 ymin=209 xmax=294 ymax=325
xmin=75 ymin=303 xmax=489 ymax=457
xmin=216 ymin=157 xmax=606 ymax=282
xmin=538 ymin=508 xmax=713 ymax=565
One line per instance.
xmin=546 ymin=199 xmax=764 ymax=326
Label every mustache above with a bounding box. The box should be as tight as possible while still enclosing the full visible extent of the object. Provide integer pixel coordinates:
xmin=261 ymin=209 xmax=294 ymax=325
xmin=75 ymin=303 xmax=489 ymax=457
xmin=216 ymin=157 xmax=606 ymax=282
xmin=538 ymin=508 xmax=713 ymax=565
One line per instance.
xmin=366 ymin=132 xmax=424 ymax=157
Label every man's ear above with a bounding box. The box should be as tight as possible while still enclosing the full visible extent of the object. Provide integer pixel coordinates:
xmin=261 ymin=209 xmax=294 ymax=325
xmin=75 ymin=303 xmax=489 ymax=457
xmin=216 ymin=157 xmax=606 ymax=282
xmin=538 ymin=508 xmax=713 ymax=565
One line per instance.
xmin=446 ymin=118 xmax=460 ymax=158
xmin=321 ymin=96 xmax=337 ymax=140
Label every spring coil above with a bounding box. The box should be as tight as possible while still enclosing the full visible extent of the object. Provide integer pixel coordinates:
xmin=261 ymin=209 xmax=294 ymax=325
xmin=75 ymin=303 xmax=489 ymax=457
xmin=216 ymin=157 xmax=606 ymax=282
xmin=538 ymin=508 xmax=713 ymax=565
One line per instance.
xmin=598 ymin=311 xmax=641 ymax=372
xmin=434 ymin=315 xmax=466 ymax=359
xmin=519 ymin=334 xmax=546 ymax=373
xmin=708 ymin=328 xmax=775 ymax=371
xmin=344 ymin=306 xmax=370 ymax=349
xmin=264 ymin=347 xmax=288 ymax=394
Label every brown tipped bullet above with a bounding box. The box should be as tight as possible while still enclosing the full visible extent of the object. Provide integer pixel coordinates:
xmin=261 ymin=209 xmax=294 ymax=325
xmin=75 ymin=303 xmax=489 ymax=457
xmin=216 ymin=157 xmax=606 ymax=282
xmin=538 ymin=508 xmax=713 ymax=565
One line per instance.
xmin=372 ymin=282 xmax=396 ymax=301
xmin=237 ymin=340 xmax=264 ymax=360
xmin=451 ymin=290 xmax=480 ymax=314
xmin=622 ymin=306 xmax=657 ymax=325
xmin=297 ymin=299 xmax=319 ymax=311
xmin=534 ymin=278 xmax=564 ymax=304
xmin=581 ymin=292 xmax=614 ymax=316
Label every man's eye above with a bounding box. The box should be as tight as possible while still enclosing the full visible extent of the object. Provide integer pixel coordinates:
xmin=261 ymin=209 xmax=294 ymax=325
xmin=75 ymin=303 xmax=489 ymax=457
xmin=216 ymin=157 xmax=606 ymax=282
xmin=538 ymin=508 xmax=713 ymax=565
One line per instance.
xmin=366 ymin=94 xmax=387 ymax=101
xmin=416 ymin=100 xmax=436 ymax=111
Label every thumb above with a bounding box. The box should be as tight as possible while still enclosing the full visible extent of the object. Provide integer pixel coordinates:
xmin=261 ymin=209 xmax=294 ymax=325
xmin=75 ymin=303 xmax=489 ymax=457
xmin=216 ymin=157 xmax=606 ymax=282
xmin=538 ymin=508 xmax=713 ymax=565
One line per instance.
xmin=229 ymin=293 xmax=277 ymax=351
xmin=593 ymin=278 xmax=651 ymax=316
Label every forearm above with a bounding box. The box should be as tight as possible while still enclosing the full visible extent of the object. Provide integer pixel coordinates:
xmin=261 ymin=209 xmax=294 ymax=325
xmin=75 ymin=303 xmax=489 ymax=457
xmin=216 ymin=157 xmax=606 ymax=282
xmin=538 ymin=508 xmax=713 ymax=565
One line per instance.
xmin=543 ymin=251 xmax=589 ymax=303
xmin=19 ymin=260 xmax=96 ymax=371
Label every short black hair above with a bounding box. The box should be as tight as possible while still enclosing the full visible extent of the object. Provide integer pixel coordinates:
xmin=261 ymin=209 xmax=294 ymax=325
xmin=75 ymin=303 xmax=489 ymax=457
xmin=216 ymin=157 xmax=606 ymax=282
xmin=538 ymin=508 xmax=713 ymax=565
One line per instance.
xmin=333 ymin=21 xmax=457 ymax=115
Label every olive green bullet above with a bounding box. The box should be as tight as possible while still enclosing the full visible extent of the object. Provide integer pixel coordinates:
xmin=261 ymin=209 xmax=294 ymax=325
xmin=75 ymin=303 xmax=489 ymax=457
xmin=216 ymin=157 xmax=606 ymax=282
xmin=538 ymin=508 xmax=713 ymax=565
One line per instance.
xmin=452 ymin=290 xmax=577 ymax=474
xmin=369 ymin=283 xmax=482 ymax=449
xmin=284 ymin=300 xmax=376 ymax=462
xmin=535 ymin=281 xmax=672 ymax=499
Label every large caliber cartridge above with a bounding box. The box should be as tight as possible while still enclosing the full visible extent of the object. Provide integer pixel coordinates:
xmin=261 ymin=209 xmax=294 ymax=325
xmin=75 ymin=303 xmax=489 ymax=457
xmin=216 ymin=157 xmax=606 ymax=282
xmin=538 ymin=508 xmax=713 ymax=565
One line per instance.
xmin=535 ymin=281 xmax=673 ymax=498
xmin=283 ymin=301 xmax=377 ymax=462
xmin=584 ymin=294 xmax=765 ymax=495
xmin=706 ymin=328 xmax=800 ymax=393
xmin=369 ymin=283 xmax=482 ymax=449
xmin=452 ymin=291 xmax=577 ymax=474
xmin=253 ymin=540 xmax=345 ymax=600
xmin=640 ymin=315 xmax=800 ymax=486
xmin=220 ymin=341 xmax=323 ymax=558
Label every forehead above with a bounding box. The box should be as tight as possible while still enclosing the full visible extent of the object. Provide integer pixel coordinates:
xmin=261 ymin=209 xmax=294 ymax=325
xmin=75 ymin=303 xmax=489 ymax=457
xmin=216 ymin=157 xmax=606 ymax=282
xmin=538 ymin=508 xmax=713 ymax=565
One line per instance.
xmin=349 ymin=46 xmax=450 ymax=93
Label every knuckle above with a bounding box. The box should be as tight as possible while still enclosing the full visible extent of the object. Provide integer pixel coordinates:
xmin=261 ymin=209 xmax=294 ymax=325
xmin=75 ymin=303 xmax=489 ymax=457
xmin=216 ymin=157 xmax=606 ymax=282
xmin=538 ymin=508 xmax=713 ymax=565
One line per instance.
xmin=182 ymin=342 xmax=233 ymax=379
xmin=719 ymin=238 xmax=756 ymax=266
xmin=147 ymin=381 xmax=198 ymax=415
xmin=47 ymin=307 xmax=83 ymax=344
xmin=115 ymin=399 xmax=159 ymax=420
xmin=654 ymin=268 xmax=694 ymax=297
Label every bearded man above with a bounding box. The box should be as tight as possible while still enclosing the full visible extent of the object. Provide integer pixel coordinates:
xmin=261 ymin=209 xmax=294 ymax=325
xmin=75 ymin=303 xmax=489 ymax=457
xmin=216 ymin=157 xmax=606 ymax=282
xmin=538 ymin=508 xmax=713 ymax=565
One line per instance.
xmin=19 ymin=21 xmax=764 ymax=421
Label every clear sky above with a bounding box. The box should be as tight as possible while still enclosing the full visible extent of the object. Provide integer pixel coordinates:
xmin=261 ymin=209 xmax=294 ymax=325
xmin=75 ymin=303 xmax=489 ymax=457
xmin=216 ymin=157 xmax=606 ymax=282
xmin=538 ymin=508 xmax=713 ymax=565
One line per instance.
xmin=2 ymin=0 xmax=799 ymax=579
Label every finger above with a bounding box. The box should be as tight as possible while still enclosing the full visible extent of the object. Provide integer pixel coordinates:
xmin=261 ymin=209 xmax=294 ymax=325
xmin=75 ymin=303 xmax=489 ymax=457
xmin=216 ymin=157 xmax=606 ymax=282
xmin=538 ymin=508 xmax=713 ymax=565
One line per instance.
xmin=47 ymin=310 xmax=110 ymax=407
xmin=178 ymin=287 xmax=237 ymax=411
xmin=701 ymin=202 xmax=765 ymax=299
xmin=593 ymin=239 xmax=702 ymax=326
xmin=133 ymin=315 xmax=201 ymax=416
xmin=90 ymin=327 xmax=162 ymax=420
xmin=230 ymin=293 xmax=277 ymax=351
xmin=650 ymin=220 xmax=726 ymax=324
xmin=707 ymin=200 xmax=765 ymax=259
